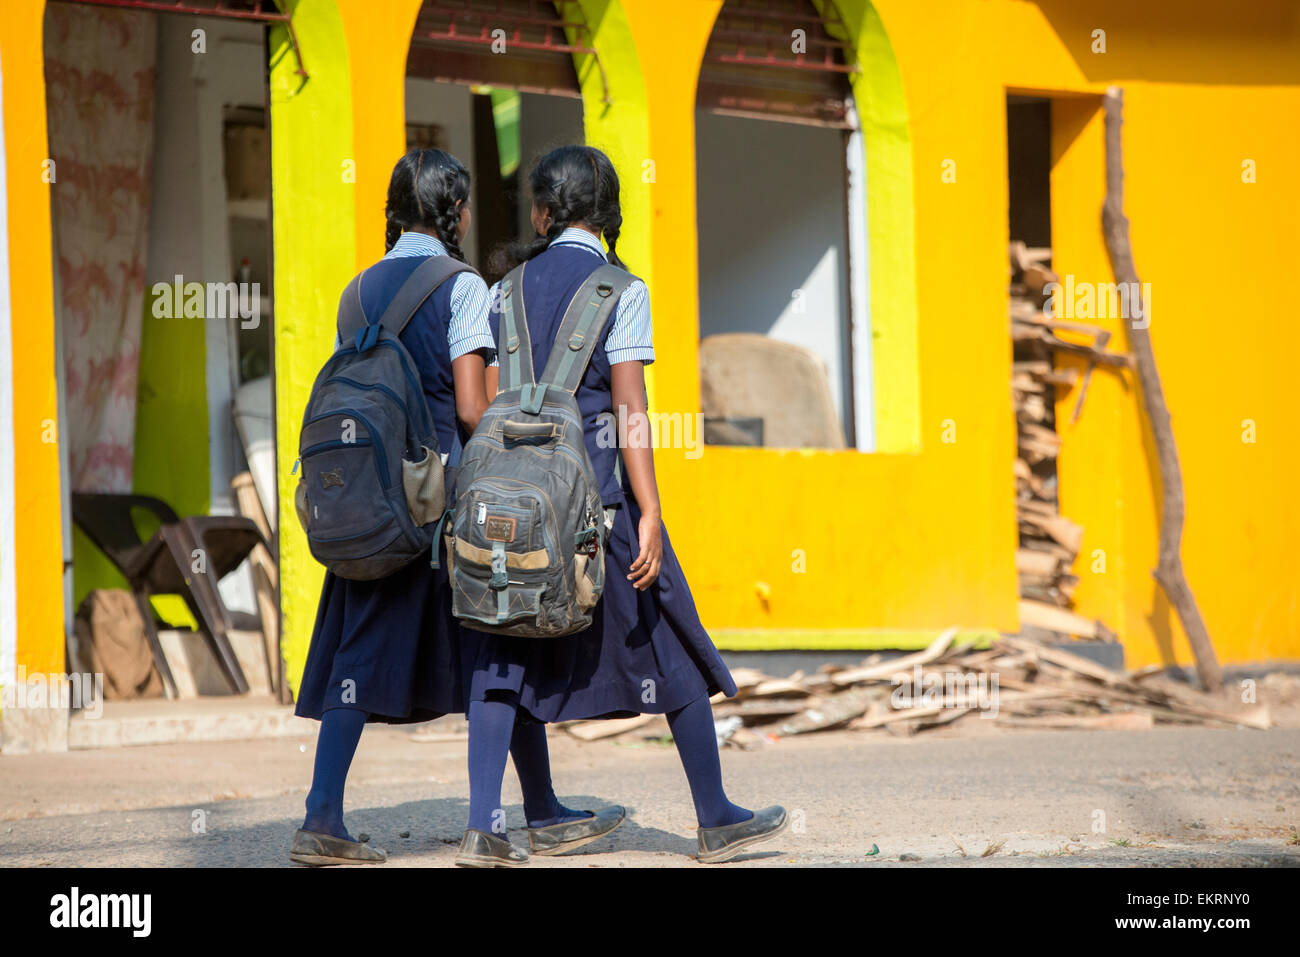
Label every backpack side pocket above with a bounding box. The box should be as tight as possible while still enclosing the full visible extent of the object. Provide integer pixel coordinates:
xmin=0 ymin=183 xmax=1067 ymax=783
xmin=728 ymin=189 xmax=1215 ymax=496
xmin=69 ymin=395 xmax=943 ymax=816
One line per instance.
xmin=402 ymin=445 xmax=446 ymax=527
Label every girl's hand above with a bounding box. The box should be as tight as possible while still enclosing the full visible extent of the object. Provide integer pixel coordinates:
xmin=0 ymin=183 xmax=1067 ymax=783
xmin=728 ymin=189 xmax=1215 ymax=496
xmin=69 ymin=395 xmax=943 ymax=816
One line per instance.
xmin=628 ymin=510 xmax=662 ymax=590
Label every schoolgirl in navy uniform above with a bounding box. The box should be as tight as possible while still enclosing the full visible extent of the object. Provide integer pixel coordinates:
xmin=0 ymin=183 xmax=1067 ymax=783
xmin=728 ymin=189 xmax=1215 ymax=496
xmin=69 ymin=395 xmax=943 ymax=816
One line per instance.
xmin=457 ymin=145 xmax=788 ymax=866
xmin=291 ymin=149 xmax=602 ymax=866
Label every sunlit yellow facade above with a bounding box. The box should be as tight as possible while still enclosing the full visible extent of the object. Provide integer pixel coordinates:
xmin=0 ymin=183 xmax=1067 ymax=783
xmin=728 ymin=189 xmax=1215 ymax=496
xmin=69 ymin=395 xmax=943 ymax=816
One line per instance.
xmin=3 ymin=0 xmax=1296 ymax=702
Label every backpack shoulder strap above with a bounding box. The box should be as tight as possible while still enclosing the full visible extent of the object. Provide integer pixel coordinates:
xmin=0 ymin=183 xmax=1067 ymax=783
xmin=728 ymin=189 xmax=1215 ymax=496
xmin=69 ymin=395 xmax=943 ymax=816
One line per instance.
xmin=336 ymin=274 xmax=365 ymax=344
xmin=496 ymin=263 xmax=536 ymax=393
xmin=337 ymin=256 xmax=477 ymax=345
xmin=540 ymin=264 xmax=637 ymax=395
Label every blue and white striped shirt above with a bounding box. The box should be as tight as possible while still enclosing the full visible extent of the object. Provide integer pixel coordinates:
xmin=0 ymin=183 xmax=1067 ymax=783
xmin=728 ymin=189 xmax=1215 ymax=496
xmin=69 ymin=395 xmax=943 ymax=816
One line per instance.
xmin=334 ymin=231 xmax=495 ymax=361
xmin=486 ymin=227 xmax=654 ymax=368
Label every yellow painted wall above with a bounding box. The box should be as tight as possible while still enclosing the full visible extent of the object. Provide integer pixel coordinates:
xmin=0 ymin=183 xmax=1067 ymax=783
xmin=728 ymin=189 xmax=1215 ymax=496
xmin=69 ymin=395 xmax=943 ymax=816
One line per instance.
xmin=616 ymin=0 xmax=1019 ymax=651
xmin=885 ymin=0 xmax=1300 ymax=667
xmin=1020 ymin=0 xmax=1300 ymax=665
xmin=582 ymin=0 xmax=1300 ymax=666
xmin=6 ymin=0 xmax=1298 ymax=692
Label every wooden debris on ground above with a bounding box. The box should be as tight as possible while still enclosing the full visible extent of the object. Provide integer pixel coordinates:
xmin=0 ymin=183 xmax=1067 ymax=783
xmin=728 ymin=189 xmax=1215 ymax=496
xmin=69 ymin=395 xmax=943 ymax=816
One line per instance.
xmin=648 ymin=629 xmax=1276 ymax=746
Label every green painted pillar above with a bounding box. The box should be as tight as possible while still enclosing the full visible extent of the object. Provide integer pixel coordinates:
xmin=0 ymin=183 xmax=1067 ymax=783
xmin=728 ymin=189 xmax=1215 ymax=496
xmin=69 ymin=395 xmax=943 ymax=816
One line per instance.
xmin=269 ymin=1 xmax=356 ymax=694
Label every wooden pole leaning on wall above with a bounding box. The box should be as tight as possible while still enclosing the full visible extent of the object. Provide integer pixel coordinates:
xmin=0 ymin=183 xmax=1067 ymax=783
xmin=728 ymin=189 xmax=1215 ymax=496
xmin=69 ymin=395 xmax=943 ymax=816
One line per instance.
xmin=1101 ymin=87 xmax=1223 ymax=693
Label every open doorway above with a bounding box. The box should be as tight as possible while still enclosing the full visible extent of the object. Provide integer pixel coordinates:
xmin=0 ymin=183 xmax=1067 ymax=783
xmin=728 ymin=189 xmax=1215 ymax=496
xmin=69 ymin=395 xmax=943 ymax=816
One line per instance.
xmin=45 ymin=0 xmax=285 ymax=704
xmin=1006 ymin=93 xmax=1103 ymax=641
xmin=405 ymin=0 xmax=589 ymax=285
xmin=694 ymin=0 xmax=864 ymax=450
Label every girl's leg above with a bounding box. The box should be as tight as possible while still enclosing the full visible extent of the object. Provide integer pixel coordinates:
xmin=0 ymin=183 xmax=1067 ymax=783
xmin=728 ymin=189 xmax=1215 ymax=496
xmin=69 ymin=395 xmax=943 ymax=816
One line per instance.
xmin=466 ymin=694 xmax=520 ymax=836
xmin=303 ymin=707 xmax=369 ymax=841
xmin=667 ymin=694 xmax=752 ymax=829
xmin=509 ymin=717 xmax=593 ymax=828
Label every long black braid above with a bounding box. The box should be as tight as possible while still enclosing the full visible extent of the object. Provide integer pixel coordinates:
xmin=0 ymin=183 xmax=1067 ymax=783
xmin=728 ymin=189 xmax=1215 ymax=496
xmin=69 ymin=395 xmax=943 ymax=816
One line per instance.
xmin=490 ymin=145 xmax=628 ymax=274
xmin=383 ymin=148 xmax=471 ymax=262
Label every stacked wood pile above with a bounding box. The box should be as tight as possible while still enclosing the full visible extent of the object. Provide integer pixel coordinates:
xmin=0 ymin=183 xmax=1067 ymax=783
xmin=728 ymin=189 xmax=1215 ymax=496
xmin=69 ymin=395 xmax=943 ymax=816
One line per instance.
xmin=561 ymin=628 xmax=1272 ymax=747
xmin=1009 ymin=241 xmax=1131 ymax=642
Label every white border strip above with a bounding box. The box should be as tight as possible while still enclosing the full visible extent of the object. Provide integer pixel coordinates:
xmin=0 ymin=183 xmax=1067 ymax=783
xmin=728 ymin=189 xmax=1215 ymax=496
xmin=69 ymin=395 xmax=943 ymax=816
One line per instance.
xmin=845 ymin=97 xmax=875 ymax=452
xmin=0 ymin=51 xmax=19 ymax=690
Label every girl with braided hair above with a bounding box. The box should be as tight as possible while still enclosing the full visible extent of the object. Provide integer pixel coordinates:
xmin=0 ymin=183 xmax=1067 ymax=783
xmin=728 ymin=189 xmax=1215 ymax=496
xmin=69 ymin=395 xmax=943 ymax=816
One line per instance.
xmin=291 ymin=149 xmax=605 ymax=866
xmin=457 ymin=145 xmax=787 ymax=867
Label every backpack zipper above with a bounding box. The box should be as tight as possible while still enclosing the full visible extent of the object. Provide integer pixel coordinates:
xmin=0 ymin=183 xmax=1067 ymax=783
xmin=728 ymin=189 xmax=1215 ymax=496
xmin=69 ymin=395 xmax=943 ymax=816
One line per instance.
xmin=318 ymin=337 xmax=436 ymax=440
xmin=303 ymin=408 xmax=389 ymax=485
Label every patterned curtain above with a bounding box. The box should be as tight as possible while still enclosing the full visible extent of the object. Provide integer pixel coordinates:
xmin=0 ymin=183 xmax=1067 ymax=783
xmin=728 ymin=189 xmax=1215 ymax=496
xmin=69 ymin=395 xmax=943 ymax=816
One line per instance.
xmin=44 ymin=4 xmax=156 ymax=492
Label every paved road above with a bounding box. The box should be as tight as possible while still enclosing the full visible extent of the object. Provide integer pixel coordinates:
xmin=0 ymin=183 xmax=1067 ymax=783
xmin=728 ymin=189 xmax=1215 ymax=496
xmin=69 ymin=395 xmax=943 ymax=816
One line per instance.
xmin=2 ymin=723 xmax=1298 ymax=867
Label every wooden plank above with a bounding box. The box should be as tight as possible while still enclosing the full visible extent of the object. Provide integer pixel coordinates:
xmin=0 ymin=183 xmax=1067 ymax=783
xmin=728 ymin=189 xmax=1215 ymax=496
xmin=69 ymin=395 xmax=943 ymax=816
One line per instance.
xmin=1016 ymin=510 xmax=1084 ymax=554
xmin=1001 ymin=633 xmax=1124 ymax=682
xmin=746 ymin=678 xmax=812 ymax=699
xmin=1016 ymin=601 xmax=1099 ymax=638
xmin=776 ymin=687 xmax=884 ymax=735
xmin=848 ymin=689 xmax=1066 ymax=729
xmin=566 ymin=714 xmax=657 ymax=741
xmin=830 ymin=628 xmax=959 ymax=686
xmin=712 ymin=698 xmax=809 ymax=720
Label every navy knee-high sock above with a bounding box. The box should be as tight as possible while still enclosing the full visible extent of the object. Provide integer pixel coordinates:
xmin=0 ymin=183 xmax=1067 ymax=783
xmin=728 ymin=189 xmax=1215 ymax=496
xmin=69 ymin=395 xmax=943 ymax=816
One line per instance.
xmin=509 ymin=718 xmax=592 ymax=829
xmin=667 ymin=695 xmax=751 ymax=829
xmin=467 ymin=696 xmax=519 ymax=836
xmin=303 ymin=707 xmax=368 ymax=841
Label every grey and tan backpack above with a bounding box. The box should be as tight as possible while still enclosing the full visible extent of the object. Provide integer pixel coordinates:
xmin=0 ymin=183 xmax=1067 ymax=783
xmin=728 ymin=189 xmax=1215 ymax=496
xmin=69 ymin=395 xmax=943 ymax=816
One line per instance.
xmin=294 ymin=256 xmax=474 ymax=580
xmin=450 ymin=261 xmax=635 ymax=636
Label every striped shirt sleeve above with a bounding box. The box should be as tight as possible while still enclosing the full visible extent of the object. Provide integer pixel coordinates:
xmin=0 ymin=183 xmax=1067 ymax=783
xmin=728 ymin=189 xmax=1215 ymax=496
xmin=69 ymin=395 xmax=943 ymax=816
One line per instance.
xmin=485 ymin=280 xmax=502 ymax=368
xmin=482 ymin=275 xmax=653 ymax=368
xmin=448 ymin=272 xmax=496 ymax=362
xmin=605 ymin=278 xmax=654 ymax=365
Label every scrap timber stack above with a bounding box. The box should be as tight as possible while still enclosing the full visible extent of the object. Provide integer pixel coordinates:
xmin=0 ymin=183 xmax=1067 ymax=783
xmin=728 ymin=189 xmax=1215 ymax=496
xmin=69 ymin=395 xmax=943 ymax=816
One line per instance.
xmin=1008 ymin=241 xmax=1122 ymax=643
xmin=560 ymin=629 xmax=1274 ymax=747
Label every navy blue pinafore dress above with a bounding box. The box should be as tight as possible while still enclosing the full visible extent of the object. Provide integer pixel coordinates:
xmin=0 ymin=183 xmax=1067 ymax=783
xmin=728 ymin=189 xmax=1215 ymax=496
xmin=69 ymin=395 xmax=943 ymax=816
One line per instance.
xmin=295 ymin=238 xmax=493 ymax=724
xmin=468 ymin=235 xmax=738 ymax=722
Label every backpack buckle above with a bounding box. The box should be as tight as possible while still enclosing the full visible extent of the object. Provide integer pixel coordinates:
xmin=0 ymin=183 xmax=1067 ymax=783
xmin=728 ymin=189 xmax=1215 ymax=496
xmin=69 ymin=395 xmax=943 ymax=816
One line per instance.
xmin=596 ymin=281 xmax=614 ymax=298
xmin=506 ymin=335 xmax=519 ymax=354
xmin=489 ymin=544 xmax=508 ymax=589
xmin=568 ymin=333 xmax=585 ymax=350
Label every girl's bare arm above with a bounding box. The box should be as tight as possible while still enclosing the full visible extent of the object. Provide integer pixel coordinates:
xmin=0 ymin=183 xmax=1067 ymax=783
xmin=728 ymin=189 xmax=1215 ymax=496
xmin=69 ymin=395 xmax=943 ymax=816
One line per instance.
xmin=611 ymin=360 xmax=662 ymax=590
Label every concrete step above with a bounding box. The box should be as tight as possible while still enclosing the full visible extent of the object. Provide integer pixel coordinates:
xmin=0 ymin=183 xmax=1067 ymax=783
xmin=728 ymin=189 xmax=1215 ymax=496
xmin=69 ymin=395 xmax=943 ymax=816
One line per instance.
xmin=68 ymin=695 xmax=316 ymax=750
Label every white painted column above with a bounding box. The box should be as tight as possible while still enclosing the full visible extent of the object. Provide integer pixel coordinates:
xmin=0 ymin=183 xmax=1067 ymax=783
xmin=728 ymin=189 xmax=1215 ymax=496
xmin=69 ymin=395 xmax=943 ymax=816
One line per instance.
xmin=845 ymin=96 xmax=874 ymax=452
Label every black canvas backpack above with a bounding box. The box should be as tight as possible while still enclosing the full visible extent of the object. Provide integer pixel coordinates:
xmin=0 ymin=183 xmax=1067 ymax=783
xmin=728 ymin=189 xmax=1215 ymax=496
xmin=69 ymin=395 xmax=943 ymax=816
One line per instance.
xmin=294 ymin=256 xmax=474 ymax=580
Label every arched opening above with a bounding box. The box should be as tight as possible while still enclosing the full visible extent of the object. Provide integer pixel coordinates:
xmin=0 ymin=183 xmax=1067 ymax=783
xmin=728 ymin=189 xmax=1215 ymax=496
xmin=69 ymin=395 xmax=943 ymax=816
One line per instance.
xmin=405 ymin=0 xmax=595 ymax=283
xmin=694 ymin=0 xmax=863 ymax=450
